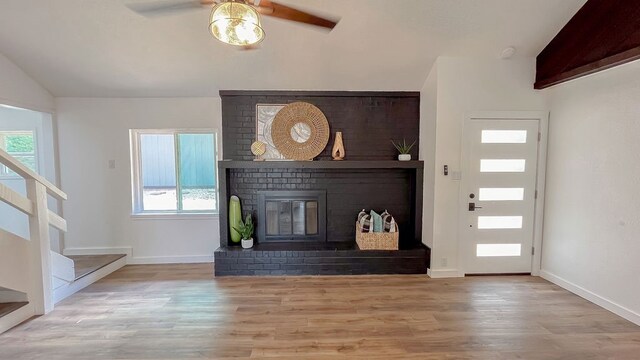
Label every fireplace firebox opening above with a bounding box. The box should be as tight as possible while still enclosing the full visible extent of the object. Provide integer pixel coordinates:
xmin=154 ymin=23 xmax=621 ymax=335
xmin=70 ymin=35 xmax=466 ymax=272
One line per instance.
xmin=257 ymin=190 xmax=327 ymax=242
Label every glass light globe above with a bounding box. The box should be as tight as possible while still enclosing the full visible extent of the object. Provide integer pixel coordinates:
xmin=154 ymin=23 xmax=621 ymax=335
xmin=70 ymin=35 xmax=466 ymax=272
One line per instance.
xmin=209 ymin=2 xmax=265 ymax=46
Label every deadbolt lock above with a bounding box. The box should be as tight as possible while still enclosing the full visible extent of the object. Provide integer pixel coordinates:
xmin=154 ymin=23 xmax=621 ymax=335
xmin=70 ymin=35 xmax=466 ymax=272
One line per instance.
xmin=468 ymin=202 xmax=483 ymax=211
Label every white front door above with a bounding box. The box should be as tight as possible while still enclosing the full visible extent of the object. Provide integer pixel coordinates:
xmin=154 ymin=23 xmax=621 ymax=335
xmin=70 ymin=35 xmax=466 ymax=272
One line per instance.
xmin=461 ymin=117 xmax=541 ymax=274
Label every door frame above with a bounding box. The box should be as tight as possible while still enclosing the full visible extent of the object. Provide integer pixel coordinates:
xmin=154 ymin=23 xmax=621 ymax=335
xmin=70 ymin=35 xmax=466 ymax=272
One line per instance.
xmin=457 ymin=111 xmax=549 ymax=276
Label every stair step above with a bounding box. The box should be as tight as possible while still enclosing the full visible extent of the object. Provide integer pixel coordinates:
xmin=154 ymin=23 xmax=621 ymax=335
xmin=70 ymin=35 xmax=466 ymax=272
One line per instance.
xmin=66 ymin=254 xmax=127 ymax=280
xmin=0 ymin=287 xmax=28 ymax=303
xmin=0 ymin=302 xmax=28 ymax=319
xmin=53 ymin=254 xmax=127 ymax=304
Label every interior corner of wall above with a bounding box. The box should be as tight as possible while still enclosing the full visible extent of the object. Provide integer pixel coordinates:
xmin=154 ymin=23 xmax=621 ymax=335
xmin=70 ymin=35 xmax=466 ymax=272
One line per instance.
xmin=0 ymin=53 xmax=55 ymax=112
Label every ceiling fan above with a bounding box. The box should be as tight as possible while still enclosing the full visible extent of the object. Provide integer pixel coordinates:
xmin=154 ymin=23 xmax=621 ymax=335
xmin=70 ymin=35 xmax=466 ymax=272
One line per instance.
xmin=127 ymin=0 xmax=339 ymax=47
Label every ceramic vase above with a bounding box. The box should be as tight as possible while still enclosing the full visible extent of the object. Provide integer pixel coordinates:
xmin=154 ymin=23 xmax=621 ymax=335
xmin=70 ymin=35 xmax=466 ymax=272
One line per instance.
xmin=398 ymin=154 xmax=411 ymax=161
xmin=229 ymin=196 xmax=242 ymax=243
xmin=332 ymin=131 xmax=345 ymax=160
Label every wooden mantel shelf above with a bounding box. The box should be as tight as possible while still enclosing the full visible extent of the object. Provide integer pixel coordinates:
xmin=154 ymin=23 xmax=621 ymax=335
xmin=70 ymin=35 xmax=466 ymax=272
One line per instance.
xmin=219 ymin=160 xmax=424 ymax=170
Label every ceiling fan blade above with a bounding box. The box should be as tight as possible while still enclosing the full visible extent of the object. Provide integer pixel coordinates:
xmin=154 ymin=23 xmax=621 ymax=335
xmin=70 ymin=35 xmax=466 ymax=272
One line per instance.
xmin=126 ymin=0 xmax=213 ymax=17
xmin=255 ymin=0 xmax=338 ymax=30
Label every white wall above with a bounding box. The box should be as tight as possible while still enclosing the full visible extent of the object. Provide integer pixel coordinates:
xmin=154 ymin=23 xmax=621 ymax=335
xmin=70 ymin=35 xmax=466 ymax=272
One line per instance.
xmin=541 ymin=60 xmax=640 ymax=325
xmin=426 ymin=57 xmax=547 ymax=277
xmin=0 ymin=53 xmax=54 ymax=112
xmin=56 ymin=98 xmax=222 ymax=264
xmin=419 ymin=62 xmax=438 ymax=249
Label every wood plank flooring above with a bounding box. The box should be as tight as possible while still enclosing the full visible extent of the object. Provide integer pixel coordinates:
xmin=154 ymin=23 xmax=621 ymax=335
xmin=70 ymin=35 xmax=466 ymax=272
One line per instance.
xmin=0 ymin=264 xmax=638 ymax=359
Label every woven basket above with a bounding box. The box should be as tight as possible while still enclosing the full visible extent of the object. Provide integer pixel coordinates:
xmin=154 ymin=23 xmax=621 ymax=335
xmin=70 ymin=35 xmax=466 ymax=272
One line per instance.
xmin=355 ymin=222 xmax=399 ymax=250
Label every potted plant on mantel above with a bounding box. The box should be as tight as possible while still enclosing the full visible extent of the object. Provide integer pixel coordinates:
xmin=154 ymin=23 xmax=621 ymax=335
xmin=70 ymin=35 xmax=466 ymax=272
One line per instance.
xmin=391 ymin=139 xmax=416 ymax=161
xmin=233 ymin=214 xmax=255 ymax=249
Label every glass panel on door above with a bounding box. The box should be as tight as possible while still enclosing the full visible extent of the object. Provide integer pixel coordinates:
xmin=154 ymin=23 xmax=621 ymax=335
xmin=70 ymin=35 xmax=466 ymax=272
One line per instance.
xmin=479 ymin=188 xmax=525 ymax=201
xmin=477 ymin=244 xmax=522 ymax=257
xmin=480 ymin=159 xmax=526 ymax=173
xmin=481 ymin=130 xmax=527 ymax=143
xmin=477 ymin=216 xmax=523 ymax=229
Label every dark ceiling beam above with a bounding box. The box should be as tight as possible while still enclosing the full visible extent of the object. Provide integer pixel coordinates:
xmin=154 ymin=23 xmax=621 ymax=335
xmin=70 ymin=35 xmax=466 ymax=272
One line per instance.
xmin=535 ymin=0 xmax=640 ymax=89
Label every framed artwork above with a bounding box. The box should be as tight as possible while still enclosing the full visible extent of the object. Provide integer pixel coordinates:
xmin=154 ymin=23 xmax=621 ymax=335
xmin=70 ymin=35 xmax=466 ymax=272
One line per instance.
xmin=256 ymin=104 xmax=286 ymax=160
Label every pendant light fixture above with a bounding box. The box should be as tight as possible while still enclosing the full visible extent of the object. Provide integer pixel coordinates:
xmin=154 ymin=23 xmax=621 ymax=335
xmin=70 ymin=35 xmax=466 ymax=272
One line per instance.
xmin=209 ymin=1 xmax=265 ymax=46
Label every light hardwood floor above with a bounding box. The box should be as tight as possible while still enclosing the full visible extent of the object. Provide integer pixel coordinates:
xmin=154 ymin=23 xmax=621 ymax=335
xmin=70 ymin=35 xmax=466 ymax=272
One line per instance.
xmin=0 ymin=264 xmax=639 ymax=359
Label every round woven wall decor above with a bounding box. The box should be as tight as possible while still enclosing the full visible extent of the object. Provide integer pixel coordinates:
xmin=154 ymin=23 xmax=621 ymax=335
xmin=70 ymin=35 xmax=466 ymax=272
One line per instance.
xmin=271 ymin=102 xmax=330 ymax=160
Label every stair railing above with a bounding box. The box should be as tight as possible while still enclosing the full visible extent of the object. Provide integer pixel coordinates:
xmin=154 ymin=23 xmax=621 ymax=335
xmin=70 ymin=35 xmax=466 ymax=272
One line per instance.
xmin=0 ymin=148 xmax=67 ymax=315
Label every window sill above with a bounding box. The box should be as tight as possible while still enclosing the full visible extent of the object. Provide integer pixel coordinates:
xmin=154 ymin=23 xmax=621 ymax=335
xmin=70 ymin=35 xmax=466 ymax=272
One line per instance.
xmin=131 ymin=213 xmax=219 ymax=221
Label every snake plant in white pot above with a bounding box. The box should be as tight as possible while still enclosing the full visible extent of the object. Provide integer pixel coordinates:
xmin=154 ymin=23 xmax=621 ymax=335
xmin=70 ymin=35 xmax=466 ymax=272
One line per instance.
xmin=233 ymin=214 xmax=255 ymax=249
xmin=391 ymin=139 xmax=416 ymax=161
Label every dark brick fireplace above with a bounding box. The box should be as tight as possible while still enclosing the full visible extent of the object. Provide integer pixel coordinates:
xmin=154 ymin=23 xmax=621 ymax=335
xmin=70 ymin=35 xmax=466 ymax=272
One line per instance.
xmin=214 ymin=91 xmax=430 ymax=275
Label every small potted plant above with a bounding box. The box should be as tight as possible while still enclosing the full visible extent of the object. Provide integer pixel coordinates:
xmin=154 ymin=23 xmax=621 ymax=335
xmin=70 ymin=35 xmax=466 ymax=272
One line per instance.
xmin=391 ymin=139 xmax=416 ymax=161
xmin=233 ymin=214 xmax=255 ymax=249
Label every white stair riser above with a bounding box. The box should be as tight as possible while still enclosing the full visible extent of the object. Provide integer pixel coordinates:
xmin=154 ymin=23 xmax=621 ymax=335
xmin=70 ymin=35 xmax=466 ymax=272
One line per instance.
xmin=53 ymin=256 xmax=126 ymax=304
xmin=0 ymin=290 xmax=27 ymax=303
xmin=51 ymin=251 xmax=75 ymax=282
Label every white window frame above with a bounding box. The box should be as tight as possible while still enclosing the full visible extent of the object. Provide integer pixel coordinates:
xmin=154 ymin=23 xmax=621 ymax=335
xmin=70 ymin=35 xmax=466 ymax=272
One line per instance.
xmin=0 ymin=130 xmax=38 ymax=179
xmin=130 ymin=128 xmax=219 ymax=217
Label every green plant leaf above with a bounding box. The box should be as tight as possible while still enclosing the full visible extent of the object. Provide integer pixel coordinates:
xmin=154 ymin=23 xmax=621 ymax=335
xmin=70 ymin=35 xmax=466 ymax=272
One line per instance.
xmin=233 ymin=214 xmax=255 ymax=240
xmin=391 ymin=139 xmax=416 ymax=154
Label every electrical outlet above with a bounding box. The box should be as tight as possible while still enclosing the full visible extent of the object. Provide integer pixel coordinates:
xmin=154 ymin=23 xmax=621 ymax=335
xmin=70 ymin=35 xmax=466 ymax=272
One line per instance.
xmin=108 ymin=160 xmax=116 ymax=169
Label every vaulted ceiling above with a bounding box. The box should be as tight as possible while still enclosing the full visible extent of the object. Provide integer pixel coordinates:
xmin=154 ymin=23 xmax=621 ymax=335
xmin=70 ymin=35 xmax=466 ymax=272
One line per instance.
xmin=0 ymin=0 xmax=585 ymax=97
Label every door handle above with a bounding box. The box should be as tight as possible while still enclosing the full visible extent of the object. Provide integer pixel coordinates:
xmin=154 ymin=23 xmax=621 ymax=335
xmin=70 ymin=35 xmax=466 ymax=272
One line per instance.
xmin=468 ymin=202 xmax=483 ymax=211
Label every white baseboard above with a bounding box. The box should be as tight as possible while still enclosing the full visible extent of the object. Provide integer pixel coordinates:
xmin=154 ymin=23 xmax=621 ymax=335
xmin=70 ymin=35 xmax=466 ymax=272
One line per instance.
xmin=53 ymin=256 xmax=127 ymax=304
xmin=427 ymin=268 xmax=464 ymax=278
xmin=0 ymin=302 xmax=34 ymax=334
xmin=63 ymin=247 xmax=133 ymax=257
xmin=127 ymin=255 xmax=214 ymax=265
xmin=540 ymin=270 xmax=640 ymax=326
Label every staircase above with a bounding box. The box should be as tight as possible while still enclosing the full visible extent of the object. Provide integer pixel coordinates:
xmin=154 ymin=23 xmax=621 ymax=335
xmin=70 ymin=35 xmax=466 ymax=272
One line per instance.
xmin=0 ymin=148 xmax=125 ymax=334
xmin=0 ymin=287 xmax=28 ymax=319
xmin=52 ymin=254 xmax=126 ymax=303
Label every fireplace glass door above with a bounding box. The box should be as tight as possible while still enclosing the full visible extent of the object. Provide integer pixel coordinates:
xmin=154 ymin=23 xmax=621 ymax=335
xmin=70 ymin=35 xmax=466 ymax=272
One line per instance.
xmin=265 ymin=200 xmax=318 ymax=236
xmin=258 ymin=191 xmax=326 ymax=242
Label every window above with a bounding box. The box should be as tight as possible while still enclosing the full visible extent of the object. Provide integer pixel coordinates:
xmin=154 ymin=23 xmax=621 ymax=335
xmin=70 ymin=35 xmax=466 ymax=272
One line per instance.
xmin=0 ymin=130 xmax=37 ymax=177
xmin=131 ymin=129 xmax=218 ymax=214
